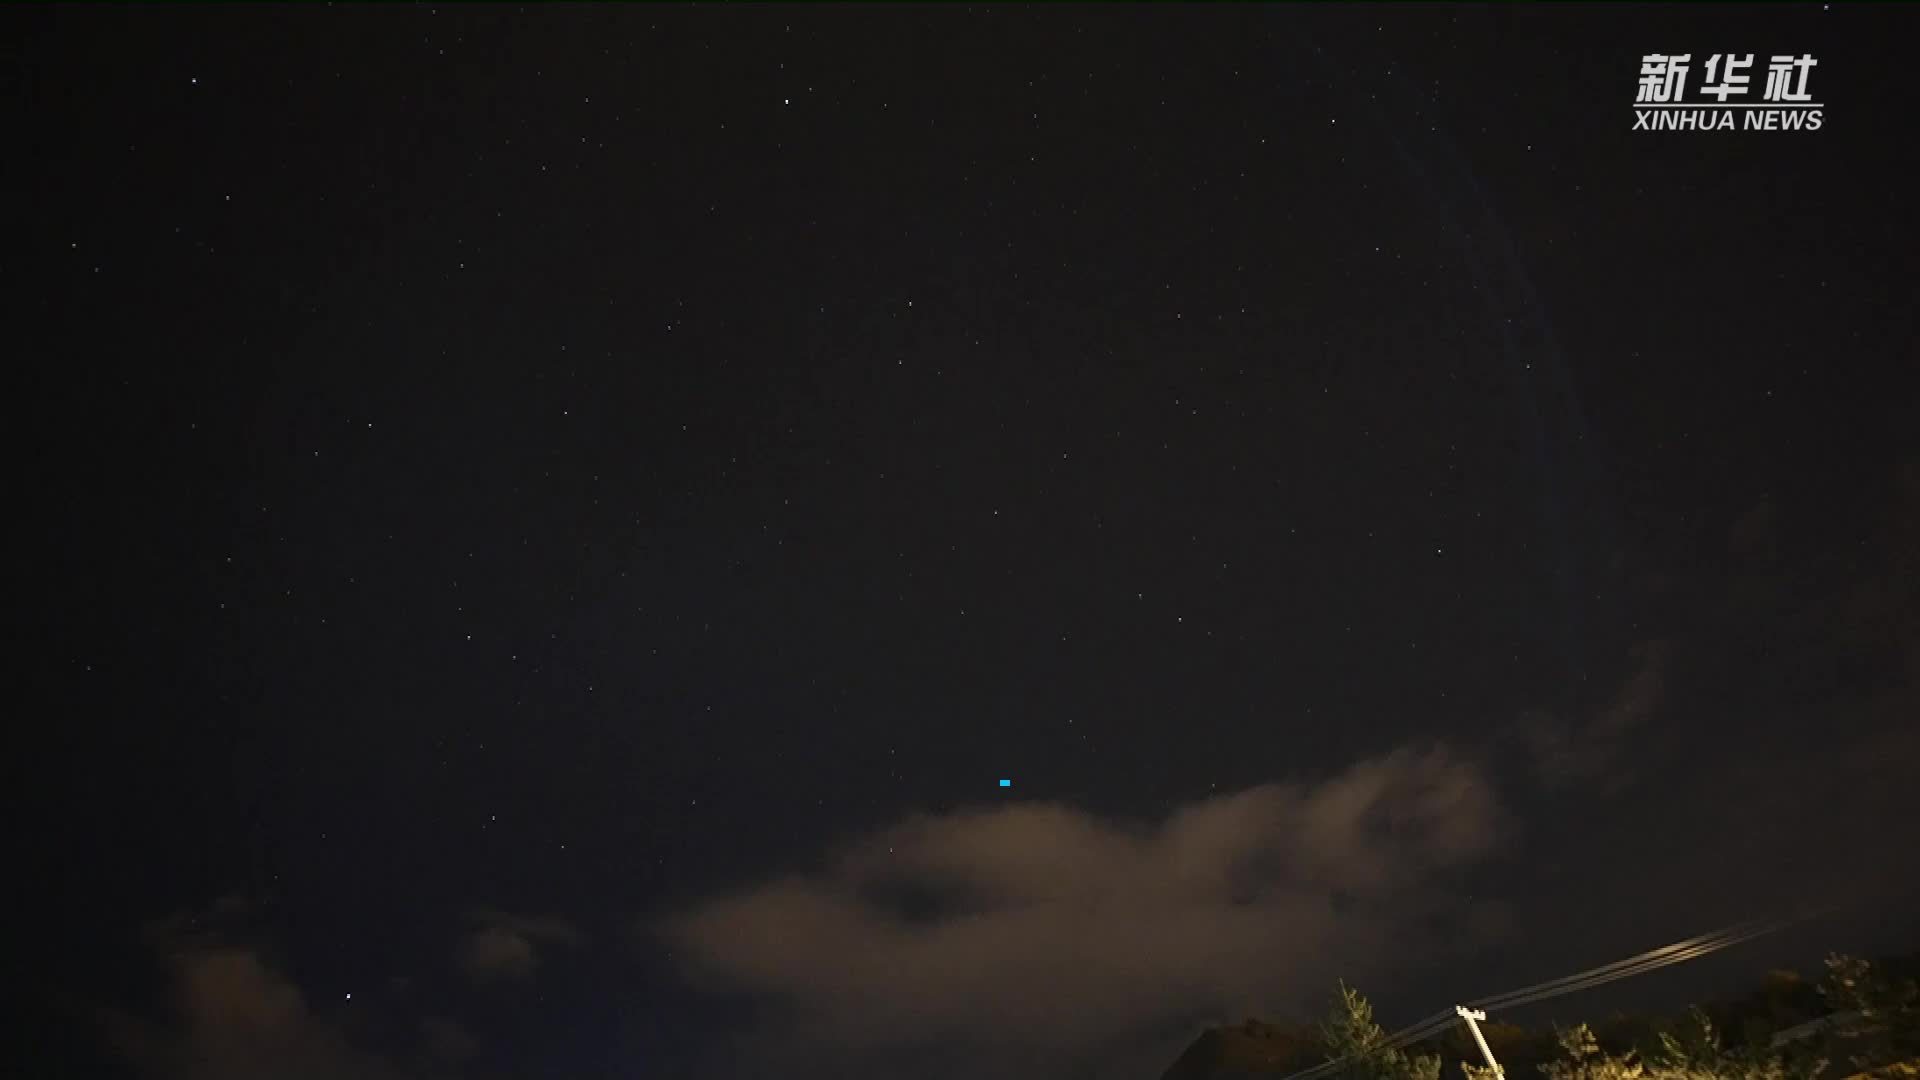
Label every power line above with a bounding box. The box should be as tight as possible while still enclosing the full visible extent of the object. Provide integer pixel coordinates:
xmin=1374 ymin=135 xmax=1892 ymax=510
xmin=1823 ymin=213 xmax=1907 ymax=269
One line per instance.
xmin=1468 ymin=919 xmax=1796 ymax=1011
xmin=1272 ymin=917 xmax=1805 ymax=1080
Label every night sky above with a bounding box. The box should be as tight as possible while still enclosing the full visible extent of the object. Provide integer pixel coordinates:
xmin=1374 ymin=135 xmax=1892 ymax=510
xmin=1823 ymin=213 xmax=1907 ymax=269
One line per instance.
xmin=18 ymin=5 xmax=1920 ymax=1080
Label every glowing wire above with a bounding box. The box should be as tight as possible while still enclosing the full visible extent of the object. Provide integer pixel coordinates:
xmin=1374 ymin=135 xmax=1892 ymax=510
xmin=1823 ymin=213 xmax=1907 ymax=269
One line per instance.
xmin=1271 ymin=918 xmax=1802 ymax=1080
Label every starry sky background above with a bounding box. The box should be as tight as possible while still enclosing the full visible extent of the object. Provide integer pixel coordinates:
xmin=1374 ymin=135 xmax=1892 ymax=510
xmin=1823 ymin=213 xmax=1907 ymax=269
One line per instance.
xmin=16 ymin=5 xmax=1920 ymax=1080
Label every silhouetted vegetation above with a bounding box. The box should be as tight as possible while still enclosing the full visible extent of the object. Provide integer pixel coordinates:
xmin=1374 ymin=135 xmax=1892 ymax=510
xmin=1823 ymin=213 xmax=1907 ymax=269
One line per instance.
xmin=1166 ymin=954 xmax=1920 ymax=1080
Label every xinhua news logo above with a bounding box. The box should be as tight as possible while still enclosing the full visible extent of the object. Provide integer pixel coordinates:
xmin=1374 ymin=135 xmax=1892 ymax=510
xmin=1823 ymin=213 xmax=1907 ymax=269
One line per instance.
xmin=1634 ymin=54 xmax=1822 ymax=132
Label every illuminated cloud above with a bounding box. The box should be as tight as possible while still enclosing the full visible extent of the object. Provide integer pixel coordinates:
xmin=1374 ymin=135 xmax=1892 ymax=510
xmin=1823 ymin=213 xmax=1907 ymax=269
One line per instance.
xmin=457 ymin=908 xmax=584 ymax=983
xmin=99 ymin=903 xmax=506 ymax=1079
xmin=1523 ymin=639 xmax=1672 ymax=791
xmin=655 ymin=746 xmax=1505 ymax=1078
xmin=101 ymin=934 xmax=417 ymax=1080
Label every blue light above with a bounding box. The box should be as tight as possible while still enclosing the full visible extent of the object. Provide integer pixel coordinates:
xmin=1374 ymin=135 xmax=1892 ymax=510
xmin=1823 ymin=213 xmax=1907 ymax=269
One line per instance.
xmin=999 ymin=779 xmax=1011 ymax=787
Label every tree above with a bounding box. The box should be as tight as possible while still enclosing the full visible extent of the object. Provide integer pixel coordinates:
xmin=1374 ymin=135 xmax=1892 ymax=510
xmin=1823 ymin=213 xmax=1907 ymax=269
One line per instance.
xmin=1540 ymin=1024 xmax=1647 ymax=1080
xmin=1818 ymin=954 xmax=1920 ymax=1074
xmin=1537 ymin=1009 xmax=1824 ymax=1080
xmin=1321 ymin=982 xmax=1443 ymax=1080
xmin=1651 ymin=1007 xmax=1823 ymax=1080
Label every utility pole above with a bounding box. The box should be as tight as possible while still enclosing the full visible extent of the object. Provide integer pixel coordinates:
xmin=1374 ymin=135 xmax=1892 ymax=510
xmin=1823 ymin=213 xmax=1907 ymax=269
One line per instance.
xmin=1456 ymin=1006 xmax=1504 ymax=1079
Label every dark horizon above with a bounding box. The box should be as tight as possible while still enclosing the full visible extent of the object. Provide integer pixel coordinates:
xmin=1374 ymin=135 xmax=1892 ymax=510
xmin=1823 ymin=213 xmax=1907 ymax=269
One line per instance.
xmin=17 ymin=5 xmax=1919 ymax=1079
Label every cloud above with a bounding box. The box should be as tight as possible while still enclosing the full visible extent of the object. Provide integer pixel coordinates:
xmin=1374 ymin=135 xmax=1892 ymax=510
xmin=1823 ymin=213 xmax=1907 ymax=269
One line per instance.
xmin=1521 ymin=638 xmax=1671 ymax=791
xmin=457 ymin=908 xmax=584 ymax=983
xmin=654 ymin=745 xmax=1504 ymax=1079
xmin=95 ymin=900 xmax=517 ymax=1080
xmin=1665 ymin=464 xmax=1920 ymax=911
xmin=1499 ymin=461 xmax=1920 ymax=967
xmin=420 ymin=1017 xmax=479 ymax=1062
xmin=101 ymin=933 xmax=419 ymax=1080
